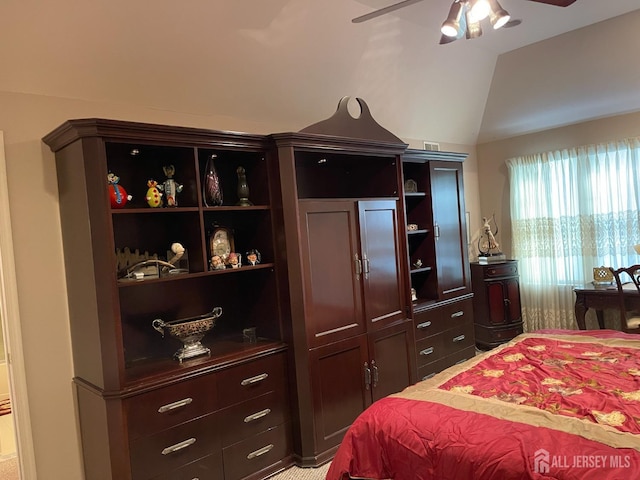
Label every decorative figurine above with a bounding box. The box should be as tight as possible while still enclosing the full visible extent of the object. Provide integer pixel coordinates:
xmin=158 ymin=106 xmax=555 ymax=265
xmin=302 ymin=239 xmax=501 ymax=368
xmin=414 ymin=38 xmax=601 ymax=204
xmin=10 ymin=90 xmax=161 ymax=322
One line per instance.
xmin=145 ymin=179 xmax=163 ymax=208
xmin=107 ymin=172 xmax=132 ymax=208
xmin=203 ymin=154 xmax=223 ymax=206
xmin=210 ymin=255 xmax=226 ymax=270
xmin=228 ymin=252 xmax=241 ymax=268
xmin=246 ymin=249 xmax=261 ymax=266
xmin=478 ymin=214 xmax=502 ymax=256
xmin=159 ymin=165 xmax=183 ymax=207
xmin=411 ymin=288 xmax=418 ymax=302
xmin=236 ymin=165 xmax=253 ymax=206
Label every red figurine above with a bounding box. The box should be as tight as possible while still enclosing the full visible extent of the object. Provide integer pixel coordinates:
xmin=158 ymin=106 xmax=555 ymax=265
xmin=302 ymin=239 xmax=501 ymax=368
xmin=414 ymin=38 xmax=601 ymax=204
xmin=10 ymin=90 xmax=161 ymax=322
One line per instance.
xmin=107 ymin=172 xmax=132 ymax=209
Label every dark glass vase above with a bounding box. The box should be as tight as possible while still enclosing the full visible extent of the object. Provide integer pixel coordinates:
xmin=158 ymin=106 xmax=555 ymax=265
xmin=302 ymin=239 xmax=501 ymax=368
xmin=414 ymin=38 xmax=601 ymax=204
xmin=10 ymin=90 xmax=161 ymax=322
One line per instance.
xmin=203 ymin=154 xmax=223 ymax=207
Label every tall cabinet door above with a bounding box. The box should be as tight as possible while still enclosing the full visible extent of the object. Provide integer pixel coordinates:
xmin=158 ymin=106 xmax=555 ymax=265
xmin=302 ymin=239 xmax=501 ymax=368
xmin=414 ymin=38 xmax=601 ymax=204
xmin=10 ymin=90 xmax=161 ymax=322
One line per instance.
xmin=368 ymin=321 xmax=415 ymax=402
xmin=309 ymin=335 xmax=371 ymax=456
xmin=430 ymin=161 xmax=471 ymax=299
xmin=299 ymin=200 xmax=366 ymax=348
xmin=358 ymin=199 xmax=407 ymax=331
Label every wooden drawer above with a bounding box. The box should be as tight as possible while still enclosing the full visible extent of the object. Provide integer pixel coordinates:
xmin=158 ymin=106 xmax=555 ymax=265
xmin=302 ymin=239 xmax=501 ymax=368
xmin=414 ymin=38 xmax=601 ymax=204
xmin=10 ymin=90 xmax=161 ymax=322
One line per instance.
xmin=218 ymin=352 xmax=287 ymax=408
xmin=475 ymin=322 xmax=524 ymax=349
xmin=126 ymin=372 xmax=218 ymax=440
xmin=417 ymin=345 xmax=476 ymax=381
xmin=220 ymin=390 xmax=288 ymax=447
xmin=222 ymin=423 xmax=292 ymax=480
xmin=415 ymin=320 xmax=474 ymax=368
xmin=414 ymin=299 xmax=473 ymax=340
xmin=149 ymin=451 xmax=224 ymax=480
xmin=130 ymin=411 xmax=221 ymax=480
xmin=476 ymin=262 xmax=518 ymax=279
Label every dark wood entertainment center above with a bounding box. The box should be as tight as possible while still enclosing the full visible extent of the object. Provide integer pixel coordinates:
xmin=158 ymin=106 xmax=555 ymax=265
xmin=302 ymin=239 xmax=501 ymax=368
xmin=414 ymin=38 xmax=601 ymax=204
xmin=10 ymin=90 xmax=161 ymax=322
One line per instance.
xmin=43 ymin=99 xmax=475 ymax=479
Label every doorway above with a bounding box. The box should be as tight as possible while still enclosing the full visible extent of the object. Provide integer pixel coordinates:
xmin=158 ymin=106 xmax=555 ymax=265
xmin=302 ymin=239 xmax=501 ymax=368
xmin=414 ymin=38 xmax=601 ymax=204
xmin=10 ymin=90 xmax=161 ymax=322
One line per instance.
xmin=0 ymin=131 xmax=37 ymax=478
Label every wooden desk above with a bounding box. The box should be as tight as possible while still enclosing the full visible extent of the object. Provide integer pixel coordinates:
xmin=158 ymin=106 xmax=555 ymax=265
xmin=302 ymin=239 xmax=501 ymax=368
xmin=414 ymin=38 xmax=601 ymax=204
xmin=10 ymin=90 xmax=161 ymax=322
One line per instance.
xmin=574 ymin=283 xmax=640 ymax=330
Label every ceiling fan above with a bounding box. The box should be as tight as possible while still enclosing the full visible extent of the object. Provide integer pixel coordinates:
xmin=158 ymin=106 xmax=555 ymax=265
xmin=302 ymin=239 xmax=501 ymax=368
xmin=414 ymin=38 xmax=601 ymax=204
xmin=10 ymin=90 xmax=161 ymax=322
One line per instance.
xmin=352 ymin=0 xmax=577 ymax=44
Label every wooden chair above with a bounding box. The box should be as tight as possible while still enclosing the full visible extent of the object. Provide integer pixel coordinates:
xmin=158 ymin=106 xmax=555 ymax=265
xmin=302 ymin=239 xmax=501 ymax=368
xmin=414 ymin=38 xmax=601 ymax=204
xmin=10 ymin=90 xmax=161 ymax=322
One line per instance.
xmin=609 ymin=265 xmax=640 ymax=333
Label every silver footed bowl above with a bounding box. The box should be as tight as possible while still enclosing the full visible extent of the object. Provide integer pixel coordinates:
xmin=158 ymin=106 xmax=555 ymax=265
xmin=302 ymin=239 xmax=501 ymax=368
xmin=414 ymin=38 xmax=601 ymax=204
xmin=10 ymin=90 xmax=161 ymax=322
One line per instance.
xmin=152 ymin=306 xmax=223 ymax=362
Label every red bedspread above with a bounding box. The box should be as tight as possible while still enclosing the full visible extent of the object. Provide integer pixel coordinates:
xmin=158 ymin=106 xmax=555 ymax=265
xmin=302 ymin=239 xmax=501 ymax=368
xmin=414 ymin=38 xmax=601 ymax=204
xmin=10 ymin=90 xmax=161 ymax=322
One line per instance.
xmin=327 ymin=330 xmax=640 ymax=480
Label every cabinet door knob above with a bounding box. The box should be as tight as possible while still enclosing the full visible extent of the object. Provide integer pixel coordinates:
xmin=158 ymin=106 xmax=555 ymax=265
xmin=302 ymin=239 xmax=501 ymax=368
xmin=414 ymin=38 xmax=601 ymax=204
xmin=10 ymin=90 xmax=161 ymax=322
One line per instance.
xmin=244 ymin=408 xmax=271 ymax=423
xmin=157 ymin=397 xmax=193 ymax=413
xmin=241 ymin=373 xmax=269 ymax=386
xmin=371 ymin=360 xmax=379 ymax=388
xmin=354 ymin=253 xmax=362 ymax=280
xmin=161 ymin=437 xmax=196 ymax=455
xmin=364 ymin=362 xmax=371 ymax=389
xmin=362 ymin=253 xmax=370 ymax=279
xmin=420 ymin=347 xmax=434 ymax=356
xmin=247 ymin=444 xmax=274 ymax=460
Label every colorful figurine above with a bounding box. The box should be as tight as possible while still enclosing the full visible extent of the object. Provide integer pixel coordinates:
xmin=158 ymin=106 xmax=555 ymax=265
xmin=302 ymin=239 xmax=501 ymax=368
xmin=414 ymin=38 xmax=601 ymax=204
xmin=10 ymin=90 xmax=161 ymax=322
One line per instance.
xmin=210 ymin=255 xmax=225 ymax=270
xmin=246 ymin=249 xmax=261 ymax=266
xmin=146 ymin=179 xmax=163 ymax=208
xmin=107 ymin=172 xmax=132 ymax=208
xmin=228 ymin=252 xmax=241 ymax=269
xmin=159 ymin=165 xmax=183 ymax=207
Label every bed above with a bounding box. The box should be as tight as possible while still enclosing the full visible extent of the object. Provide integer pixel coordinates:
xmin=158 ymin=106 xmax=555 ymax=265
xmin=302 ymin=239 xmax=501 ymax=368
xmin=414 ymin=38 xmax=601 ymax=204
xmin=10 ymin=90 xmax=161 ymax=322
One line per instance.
xmin=326 ymin=329 xmax=640 ymax=479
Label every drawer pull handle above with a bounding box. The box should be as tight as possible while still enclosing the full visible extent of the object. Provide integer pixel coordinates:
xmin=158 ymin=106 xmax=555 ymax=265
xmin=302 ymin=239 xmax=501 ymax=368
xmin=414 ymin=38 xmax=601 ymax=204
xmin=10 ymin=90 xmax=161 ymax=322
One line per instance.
xmin=161 ymin=437 xmax=196 ymax=455
xmin=157 ymin=397 xmax=193 ymax=413
xmin=451 ymin=311 xmax=464 ymax=318
xmin=241 ymin=373 xmax=269 ymax=386
xmin=244 ymin=408 xmax=271 ymax=423
xmin=416 ymin=321 xmax=432 ymax=329
xmin=452 ymin=334 xmax=466 ymax=343
xmin=422 ymin=372 xmax=436 ymax=381
xmin=455 ymin=358 xmax=468 ymax=365
xmin=419 ymin=347 xmax=434 ymax=356
xmin=247 ymin=444 xmax=274 ymax=460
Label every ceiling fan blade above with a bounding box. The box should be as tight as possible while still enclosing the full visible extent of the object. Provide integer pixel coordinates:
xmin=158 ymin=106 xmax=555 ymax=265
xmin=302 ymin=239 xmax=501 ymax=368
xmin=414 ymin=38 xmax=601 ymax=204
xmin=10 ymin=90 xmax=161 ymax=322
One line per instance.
xmin=526 ymin=0 xmax=578 ymax=6
xmin=352 ymin=0 xmax=425 ymax=24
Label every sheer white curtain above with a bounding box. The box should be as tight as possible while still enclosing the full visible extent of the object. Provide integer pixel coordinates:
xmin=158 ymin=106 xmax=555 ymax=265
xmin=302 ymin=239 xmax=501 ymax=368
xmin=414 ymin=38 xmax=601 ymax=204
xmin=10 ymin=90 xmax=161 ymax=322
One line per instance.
xmin=507 ymin=137 xmax=640 ymax=331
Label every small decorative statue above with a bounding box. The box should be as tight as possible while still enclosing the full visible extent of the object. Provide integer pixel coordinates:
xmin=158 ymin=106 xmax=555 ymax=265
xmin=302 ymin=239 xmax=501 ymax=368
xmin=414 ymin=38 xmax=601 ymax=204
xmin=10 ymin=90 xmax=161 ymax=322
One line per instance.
xmin=236 ymin=166 xmax=253 ymax=206
xmin=478 ymin=214 xmax=502 ymax=256
xmin=146 ymin=179 xmax=163 ymax=208
xmin=228 ymin=252 xmax=241 ymax=268
xmin=210 ymin=255 xmax=226 ymax=270
xmin=159 ymin=165 xmax=183 ymax=207
xmin=107 ymin=172 xmax=132 ymax=208
xmin=246 ymin=249 xmax=261 ymax=266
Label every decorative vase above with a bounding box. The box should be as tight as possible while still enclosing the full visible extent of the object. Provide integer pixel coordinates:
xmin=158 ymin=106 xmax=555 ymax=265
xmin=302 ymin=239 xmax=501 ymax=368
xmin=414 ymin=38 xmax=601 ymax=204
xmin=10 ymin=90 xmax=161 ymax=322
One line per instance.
xmin=203 ymin=154 xmax=223 ymax=206
xmin=236 ymin=165 xmax=253 ymax=206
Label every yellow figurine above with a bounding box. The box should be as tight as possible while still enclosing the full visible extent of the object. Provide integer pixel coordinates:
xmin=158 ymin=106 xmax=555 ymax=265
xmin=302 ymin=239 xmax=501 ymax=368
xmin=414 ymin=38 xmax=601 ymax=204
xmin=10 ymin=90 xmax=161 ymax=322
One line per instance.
xmin=146 ymin=179 xmax=163 ymax=208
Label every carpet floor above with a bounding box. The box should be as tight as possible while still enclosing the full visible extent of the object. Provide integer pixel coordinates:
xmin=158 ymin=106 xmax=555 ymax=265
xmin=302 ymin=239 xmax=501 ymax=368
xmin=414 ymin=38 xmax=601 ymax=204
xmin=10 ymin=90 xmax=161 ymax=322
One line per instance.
xmin=269 ymin=462 xmax=330 ymax=480
xmin=0 ymin=456 xmax=17 ymax=480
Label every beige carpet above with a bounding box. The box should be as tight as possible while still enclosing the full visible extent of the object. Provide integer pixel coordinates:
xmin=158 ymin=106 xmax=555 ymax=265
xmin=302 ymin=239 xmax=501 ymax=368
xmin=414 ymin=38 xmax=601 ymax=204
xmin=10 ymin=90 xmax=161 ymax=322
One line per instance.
xmin=269 ymin=462 xmax=330 ymax=480
xmin=0 ymin=456 xmax=18 ymax=480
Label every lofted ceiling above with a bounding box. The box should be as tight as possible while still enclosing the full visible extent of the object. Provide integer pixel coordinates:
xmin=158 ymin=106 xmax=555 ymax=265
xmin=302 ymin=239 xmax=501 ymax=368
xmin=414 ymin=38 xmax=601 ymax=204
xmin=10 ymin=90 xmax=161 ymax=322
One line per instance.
xmin=1 ymin=0 xmax=639 ymax=145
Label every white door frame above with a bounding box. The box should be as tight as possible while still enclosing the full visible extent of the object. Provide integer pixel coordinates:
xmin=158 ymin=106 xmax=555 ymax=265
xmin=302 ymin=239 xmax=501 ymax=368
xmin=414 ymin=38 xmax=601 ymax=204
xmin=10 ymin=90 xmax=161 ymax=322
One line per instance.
xmin=0 ymin=131 xmax=37 ymax=478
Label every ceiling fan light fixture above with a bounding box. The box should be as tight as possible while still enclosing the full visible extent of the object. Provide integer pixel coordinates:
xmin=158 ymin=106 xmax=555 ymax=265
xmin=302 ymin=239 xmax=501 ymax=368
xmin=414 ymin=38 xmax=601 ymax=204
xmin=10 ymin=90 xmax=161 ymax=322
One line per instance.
xmin=488 ymin=0 xmax=510 ymax=29
xmin=465 ymin=7 xmax=483 ymax=39
xmin=440 ymin=1 xmax=465 ymax=38
xmin=468 ymin=0 xmax=490 ymax=23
